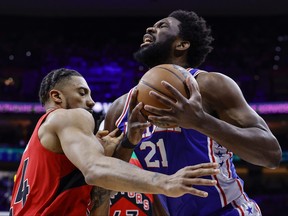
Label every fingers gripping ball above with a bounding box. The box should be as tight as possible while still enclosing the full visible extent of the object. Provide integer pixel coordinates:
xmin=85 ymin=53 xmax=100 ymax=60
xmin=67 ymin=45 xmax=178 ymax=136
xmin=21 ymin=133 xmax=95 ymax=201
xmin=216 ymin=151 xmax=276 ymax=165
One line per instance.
xmin=137 ymin=64 xmax=190 ymax=127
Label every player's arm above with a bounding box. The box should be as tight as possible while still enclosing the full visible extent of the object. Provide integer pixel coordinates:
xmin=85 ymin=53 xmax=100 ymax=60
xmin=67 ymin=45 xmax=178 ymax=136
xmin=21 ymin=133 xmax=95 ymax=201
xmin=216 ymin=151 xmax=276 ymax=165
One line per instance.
xmin=89 ymin=186 xmax=110 ymax=216
xmin=51 ymin=108 xmax=219 ymax=196
xmin=104 ymin=94 xmax=133 ymax=162
xmin=94 ymin=90 xmax=149 ymax=215
xmin=104 ymin=89 xmax=150 ymax=162
xmin=144 ymin=73 xmax=281 ymax=168
xmin=197 ymin=72 xmax=281 ymax=168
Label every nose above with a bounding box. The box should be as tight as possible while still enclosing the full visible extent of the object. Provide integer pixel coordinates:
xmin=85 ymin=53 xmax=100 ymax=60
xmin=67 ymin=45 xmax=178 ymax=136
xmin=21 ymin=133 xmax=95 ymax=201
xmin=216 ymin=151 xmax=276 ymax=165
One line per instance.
xmin=87 ymin=97 xmax=95 ymax=109
xmin=146 ymin=26 xmax=156 ymax=33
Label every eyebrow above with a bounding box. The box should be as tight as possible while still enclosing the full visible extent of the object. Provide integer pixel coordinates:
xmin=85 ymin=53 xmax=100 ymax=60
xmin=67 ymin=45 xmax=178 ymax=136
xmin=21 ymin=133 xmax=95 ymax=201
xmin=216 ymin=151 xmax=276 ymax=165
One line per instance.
xmin=153 ymin=19 xmax=168 ymax=28
xmin=78 ymin=86 xmax=90 ymax=93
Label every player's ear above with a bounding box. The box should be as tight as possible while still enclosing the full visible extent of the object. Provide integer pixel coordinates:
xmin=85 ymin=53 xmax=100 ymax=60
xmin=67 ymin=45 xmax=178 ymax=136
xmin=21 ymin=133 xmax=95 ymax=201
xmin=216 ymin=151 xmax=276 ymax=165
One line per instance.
xmin=50 ymin=89 xmax=62 ymax=104
xmin=175 ymin=40 xmax=190 ymax=51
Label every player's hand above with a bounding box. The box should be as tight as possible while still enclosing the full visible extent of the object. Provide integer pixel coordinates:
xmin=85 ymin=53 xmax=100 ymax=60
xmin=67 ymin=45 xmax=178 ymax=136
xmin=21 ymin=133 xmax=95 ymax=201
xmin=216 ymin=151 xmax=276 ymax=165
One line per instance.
xmin=96 ymin=128 xmax=123 ymax=156
xmin=163 ymin=162 xmax=219 ymax=198
xmin=143 ymin=76 xmax=204 ymax=129
xmin=126 ymin=88 xmax=151 ymax=145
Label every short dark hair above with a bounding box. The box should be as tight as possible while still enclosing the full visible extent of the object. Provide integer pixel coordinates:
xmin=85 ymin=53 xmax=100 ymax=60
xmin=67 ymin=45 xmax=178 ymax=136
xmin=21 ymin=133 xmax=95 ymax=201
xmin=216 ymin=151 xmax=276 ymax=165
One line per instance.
xmin=39 ymin=68 xmax=82 ymax=105
xmin=169 ymin=10 xmax=214 ymax=67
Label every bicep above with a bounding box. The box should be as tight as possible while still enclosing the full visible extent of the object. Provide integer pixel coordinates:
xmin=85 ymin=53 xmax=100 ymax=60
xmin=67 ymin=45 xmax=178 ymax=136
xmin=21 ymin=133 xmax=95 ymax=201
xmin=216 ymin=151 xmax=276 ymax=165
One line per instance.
xmin=104 ymin=95 xmax=126 ymax=132
xmin=218 ymin=101 xmax=265 ymax=129
xmin=54 ymin=110 xmax=105 ymax=172
xmin=201 ymin=73 xmax=268 ymax=129
xmin=104 ymin=109 xmax=117 ymax=132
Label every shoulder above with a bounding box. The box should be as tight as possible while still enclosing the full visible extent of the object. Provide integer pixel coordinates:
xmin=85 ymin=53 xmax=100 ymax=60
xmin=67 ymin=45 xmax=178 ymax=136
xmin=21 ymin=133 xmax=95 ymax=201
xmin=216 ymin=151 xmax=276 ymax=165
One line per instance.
xmin=104 ymin=93 xmax=128 ymax=131
xmin=196 ymin=71 xmax=238 ymax=90
xmin=195 ymin=71 xmax=270 ymax=129
xmin=109 ymin=93 xmax=128 ymax=111
xmin=38 ymin=108 xmax=95 ymax=152
xmin=196 ymin=71 xmax=243 ymax=99
xmin=195 ymin=71 xmax=248 ymax=113
xmin=47 ymin=108 xmax=95 ymax=131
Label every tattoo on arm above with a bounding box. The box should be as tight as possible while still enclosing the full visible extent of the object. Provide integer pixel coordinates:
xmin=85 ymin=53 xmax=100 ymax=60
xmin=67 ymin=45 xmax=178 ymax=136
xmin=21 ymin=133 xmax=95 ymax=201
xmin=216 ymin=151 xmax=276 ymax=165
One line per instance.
xmin=90 ymin=186 xmax=111 ymax=211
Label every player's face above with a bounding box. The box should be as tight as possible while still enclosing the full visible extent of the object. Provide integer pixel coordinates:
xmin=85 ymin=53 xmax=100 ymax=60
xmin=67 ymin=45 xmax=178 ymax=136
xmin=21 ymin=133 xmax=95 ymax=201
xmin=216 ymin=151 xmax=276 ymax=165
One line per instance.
xmin=134 ymin=17 xmax=181 ymax=68
xmin=58 ymin=76 xmax=95 ymax=113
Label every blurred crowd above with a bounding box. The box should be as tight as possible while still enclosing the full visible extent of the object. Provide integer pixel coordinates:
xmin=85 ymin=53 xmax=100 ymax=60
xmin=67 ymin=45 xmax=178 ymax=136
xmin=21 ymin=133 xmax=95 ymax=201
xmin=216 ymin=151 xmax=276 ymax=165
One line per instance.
xmin=0 ymin=15 xmax=287 ymax=213
xmin=0 ymin=16 xmax=287 ymax=103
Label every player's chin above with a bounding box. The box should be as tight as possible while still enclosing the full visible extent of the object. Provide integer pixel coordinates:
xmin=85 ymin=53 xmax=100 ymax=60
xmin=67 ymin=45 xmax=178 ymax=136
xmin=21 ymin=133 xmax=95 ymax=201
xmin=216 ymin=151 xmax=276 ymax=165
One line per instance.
xmin=140 ymin=42 xmax=152 ymax=48
xmin=85 ymin=108 xmax=94 ymax=114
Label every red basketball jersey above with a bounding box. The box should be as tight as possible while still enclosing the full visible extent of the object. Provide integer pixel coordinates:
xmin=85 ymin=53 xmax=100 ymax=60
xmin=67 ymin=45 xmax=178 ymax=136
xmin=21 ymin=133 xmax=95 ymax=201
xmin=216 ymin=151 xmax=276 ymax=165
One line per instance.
xmin=109 ymin=153 xmax=154 ymax=216
xmin=10 ymin=110 xmax=92 ymax=216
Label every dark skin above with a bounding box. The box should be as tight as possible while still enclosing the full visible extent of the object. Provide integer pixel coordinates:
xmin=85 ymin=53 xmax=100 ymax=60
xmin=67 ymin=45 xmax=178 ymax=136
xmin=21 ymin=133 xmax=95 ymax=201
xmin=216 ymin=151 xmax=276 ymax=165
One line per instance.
xmin=91 ymin=89 xmax=219 ymax=215
xmin=111 ymin=90 xmax=150 ymax=161
xmin=38 ymin=75 xmax=218 ymax=216
xmin=93 ymin=16 xmax=281 ymax=215
xmin=106 ymin=16 xmax=281 ymax=168
xmin=146 ymin=73 xmax=281 ymax=166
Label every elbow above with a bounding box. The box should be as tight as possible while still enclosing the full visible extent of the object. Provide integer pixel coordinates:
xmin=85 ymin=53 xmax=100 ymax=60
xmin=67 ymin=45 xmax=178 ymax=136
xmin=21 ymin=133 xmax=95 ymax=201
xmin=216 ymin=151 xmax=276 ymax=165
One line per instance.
xmin=84 ymin=168 xmax=99 ymax=185
xmin=83 ymin=163 xmax=109 ymax=186
xmin=267 ymin=148 xmax=282 ymax=169
xmin=265 ymin=138 xmax=282 ymax=169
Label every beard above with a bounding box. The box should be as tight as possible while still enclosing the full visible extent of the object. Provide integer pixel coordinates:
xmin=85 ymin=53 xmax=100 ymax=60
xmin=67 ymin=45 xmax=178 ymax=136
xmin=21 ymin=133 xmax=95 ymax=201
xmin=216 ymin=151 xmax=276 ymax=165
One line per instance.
xmin=133 ymin=36 xmax=176 ymax=68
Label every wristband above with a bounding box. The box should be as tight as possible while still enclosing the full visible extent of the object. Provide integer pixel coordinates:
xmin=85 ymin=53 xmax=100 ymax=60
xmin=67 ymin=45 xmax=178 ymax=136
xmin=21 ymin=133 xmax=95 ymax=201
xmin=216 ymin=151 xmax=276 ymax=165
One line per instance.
xmin=120 ymin=135 xmax=136 ymax=149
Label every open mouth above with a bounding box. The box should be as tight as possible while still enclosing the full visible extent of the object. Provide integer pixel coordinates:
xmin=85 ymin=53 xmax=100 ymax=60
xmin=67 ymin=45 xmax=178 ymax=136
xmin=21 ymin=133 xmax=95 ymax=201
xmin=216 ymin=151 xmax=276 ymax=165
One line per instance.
xmin=140 ymin=34 xmax=154 ymax=47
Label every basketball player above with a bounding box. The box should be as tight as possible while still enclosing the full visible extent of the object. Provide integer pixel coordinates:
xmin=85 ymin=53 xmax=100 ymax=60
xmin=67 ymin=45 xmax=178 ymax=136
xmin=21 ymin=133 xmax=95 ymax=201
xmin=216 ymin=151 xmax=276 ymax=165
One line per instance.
xmin=103 ymin=10 xmax=282 ymax=215
xmin=9 ymin=68 xmax=220 ymax=215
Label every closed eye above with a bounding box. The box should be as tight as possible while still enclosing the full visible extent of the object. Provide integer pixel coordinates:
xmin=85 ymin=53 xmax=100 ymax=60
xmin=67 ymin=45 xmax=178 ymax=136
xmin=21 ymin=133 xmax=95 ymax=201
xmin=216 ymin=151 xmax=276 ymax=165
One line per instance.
xmin=154 ymin=21 xmax=168 ymax=29
xmin=79 ymin=87 xmax=89 ymax=96
xmin=160 ymin=23 xmax=168 ymax=28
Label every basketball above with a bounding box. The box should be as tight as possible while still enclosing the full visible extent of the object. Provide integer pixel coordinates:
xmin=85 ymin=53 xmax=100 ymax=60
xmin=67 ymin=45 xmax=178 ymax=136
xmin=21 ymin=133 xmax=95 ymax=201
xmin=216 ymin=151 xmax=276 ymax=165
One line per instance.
xmin=137 ymin=64 xmax=191 ymax=127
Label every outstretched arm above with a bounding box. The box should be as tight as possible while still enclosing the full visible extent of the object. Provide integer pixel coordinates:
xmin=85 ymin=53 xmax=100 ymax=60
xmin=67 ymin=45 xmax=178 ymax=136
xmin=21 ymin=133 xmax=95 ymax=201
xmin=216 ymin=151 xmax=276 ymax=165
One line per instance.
xmin=52 ymin=108 xmax=219 ymax=197
xmin=144 ymin=72 xmax=282 ymax=168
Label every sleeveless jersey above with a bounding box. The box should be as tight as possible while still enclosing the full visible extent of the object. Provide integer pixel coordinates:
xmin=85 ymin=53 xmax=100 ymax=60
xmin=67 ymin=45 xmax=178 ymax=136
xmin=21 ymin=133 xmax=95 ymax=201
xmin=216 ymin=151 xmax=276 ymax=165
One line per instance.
xmin=109 ymin=152 xmax=154 ymax=216
xmin=10 ymin=110 xmax=92 ymax=216
xmin=115 ymin=69 xmax=261 ymax=216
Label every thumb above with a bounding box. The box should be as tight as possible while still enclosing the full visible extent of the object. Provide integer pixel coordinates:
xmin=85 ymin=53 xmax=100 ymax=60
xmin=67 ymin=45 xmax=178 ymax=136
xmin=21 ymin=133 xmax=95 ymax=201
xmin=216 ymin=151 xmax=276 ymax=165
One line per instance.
xmin=96 ymin=130 xmax=109 ymax=138
xmin=108 ymin=128 xmax=120 ymax=137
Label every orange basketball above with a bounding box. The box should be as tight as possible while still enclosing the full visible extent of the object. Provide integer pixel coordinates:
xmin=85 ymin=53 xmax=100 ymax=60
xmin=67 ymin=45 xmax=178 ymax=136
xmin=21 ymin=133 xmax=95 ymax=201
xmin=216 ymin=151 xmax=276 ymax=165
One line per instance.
xmin=137 ymin=64 xmax=190 ymax=128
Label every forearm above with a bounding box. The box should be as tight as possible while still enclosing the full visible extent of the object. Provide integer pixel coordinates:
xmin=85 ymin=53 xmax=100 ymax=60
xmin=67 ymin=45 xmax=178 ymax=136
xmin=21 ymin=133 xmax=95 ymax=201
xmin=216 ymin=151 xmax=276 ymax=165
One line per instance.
xmin=197 ymin=113 xmax=281 ymax=168
xmin=90 ymin=202 xmax=109 ymax=216
xmin=89 ymin=186 xmax=110 ymax=216
xmin=85 ymin=156 xmax=165 ymax=194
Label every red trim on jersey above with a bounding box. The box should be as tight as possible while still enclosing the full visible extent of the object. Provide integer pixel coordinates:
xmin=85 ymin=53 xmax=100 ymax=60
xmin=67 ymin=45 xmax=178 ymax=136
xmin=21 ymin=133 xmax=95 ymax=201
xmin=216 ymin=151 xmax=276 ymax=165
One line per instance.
xmin=209 ymin=138 xmax=228 ymax=206
xmin=236 ymin=177 xmax=244 ymax=194
xmin=225 ymin=159 xmax=232 ymax=178
xmin=209 ymin=138 xmax=216 ymax=162
xmin=232 ymin=200 xmax=245 ymax=216
xmin=116 ymin=88 xmax=134 ymax=127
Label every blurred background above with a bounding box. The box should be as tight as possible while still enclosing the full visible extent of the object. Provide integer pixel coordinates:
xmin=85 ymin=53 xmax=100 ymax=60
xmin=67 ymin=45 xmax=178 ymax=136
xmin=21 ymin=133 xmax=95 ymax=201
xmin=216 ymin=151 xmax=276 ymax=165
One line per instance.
xmin=0 ymin=0 xmax=288 ymax=215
